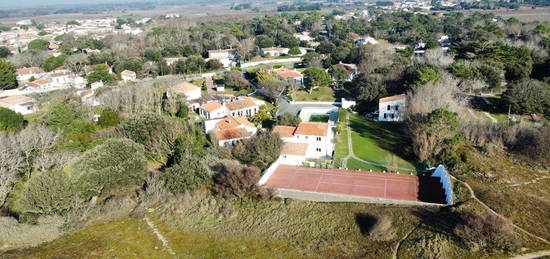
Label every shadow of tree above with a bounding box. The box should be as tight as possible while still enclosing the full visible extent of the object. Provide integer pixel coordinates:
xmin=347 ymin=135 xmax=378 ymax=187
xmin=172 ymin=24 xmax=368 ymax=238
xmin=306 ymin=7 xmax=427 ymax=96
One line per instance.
xmin=355 ymin=213 xmax=378 ymax=236
xmin=411 ymin=207 xmax=464 ymax=241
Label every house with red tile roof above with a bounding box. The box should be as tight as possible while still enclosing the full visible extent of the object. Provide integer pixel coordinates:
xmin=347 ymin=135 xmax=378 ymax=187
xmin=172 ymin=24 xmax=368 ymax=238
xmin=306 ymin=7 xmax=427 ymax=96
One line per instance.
xmin=378 ymin=93 xmax=406 ymax=122
xmin=275 ymin=67 xmax=303 ymax=86
xmin=272 ymin=121 xmax=334 ymax=164
xmin=203 ymin=116 xmax=257 ymax=146
xmin=120 ymin=70 xmax=137 ymax=81
xmin=0 ymin=95 xmax=37 ymax=115
xmin=16 ymin=67 xmax=45 ymax=81
xmin=197 ymin=96 xmax=264 ymax=119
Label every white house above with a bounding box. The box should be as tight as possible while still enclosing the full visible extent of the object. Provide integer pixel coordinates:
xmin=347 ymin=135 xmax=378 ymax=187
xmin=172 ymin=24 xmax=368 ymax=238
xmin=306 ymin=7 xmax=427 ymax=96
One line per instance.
xmin=198 ymin=96 xmax=264 ymax=119
xmin=0 ymin=95 xmax=37 ymax=115
xmin=171 ymin=81 xmax=201 ymax=101
xmin=275 ymin=67 xmax=303 ymax=86
xmin=203 ymin=116 xmax=257 ymax=146
xmin=120 ymin=70 xmax=137 ymax=81
xmin=207 ymin=49 xmax=237 ymax=68
xmin=355 ymin=37 xmax=378 ymax=46
xmin=273 ymin=122 xmax=335 ymax=165
xmin=199 ymin=101 xmax=227 ymax=119
xmin=91 ymin=81 xmax=104 ymax=90
xmin=260 ymin=47 xmax=289 ymax=57
xmin=336 ymin=62 xmax=358 ymax=82
xmin=378 ymin=94 xmax=406 ymax=122
xmin=21 ymin=79 xmax=54 ymax=92
xmin=16 ymin=67 xmax=46 ymax=81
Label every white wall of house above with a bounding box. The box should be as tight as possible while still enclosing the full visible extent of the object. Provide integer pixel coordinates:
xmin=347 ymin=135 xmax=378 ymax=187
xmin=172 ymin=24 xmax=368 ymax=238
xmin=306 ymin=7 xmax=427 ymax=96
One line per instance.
xmin=7 ymin=103 xmax=36 ymax=115
xmin=186 ymin=88 xmax=201 ymax=100
xmin=378 ymin=98 xmax=405 ymax=122
xmin=280 ymin=76 xmax=303 ymax=86
xmin=200 ymin=106 xmax=228 ymax=119
xmin=228 ymin=106 xmax=259 ymax=118
xmin=279 ymin=154 xmax=306 ymax=165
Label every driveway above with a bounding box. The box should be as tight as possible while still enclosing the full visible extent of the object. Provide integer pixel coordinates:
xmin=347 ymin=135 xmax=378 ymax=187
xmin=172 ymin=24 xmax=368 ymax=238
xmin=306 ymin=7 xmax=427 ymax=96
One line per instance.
xmin=277 ymin=96 xmax=339 ymax=116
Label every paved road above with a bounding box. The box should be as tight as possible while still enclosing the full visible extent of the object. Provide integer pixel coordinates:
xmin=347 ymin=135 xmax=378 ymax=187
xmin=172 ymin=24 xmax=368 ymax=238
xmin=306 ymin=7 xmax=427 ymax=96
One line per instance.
xmin=277 ymin=96 xmax=338 ymax=116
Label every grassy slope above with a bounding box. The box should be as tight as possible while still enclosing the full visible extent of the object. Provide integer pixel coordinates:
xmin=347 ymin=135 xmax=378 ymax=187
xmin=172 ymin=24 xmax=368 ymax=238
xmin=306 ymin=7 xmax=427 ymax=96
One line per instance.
xmin=455 ymin=147 xmax=550 ymax=241
xmin=349 ymin=114 xmax=417 ymax=171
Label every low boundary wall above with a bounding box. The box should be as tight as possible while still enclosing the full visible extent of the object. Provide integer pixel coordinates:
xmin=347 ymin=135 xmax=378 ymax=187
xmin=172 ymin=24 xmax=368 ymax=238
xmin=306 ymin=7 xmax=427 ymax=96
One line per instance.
xmin=275 ymin=188 xmax=444 ymax=207
xmin=258 ymin=158 xmax=281 ymax=185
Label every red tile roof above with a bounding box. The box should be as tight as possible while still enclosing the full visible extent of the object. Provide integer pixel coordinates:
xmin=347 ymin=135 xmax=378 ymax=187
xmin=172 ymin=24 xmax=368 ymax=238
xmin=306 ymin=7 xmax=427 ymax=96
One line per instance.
xmin=225 ymin=99 xmax=257 ymax=111
xmin=379 ymin=94 xmax=406 ymax=103
xmin=294 ymin=122 xmax=329 ymax=137
xmin=272 ymin=125 xmax=296 ymax=138
xmin=214 ymin=128 xmax=251 ymax=141
xmin=200 ymin=101 xmax=223 ymax=112
xmin=216 ymin=116 xmax=254 ymax=130
xmin=276 ymin=68 xmax=302 ymax=79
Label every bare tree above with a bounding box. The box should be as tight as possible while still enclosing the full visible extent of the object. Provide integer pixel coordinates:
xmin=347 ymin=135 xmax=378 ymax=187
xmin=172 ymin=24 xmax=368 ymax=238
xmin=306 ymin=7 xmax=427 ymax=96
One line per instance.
xmin=64 ymin=53 xmax=89 ymax=75
xmin=8 ymin=51 xmax=48 ymax=68
xmin=258 ymin=79 xmax=287 ymax=102
xmin=406 ymin=73 xmax=466 ymax=118
xmin=0 ymin=125 xmax=63 ymax=206
xmin=420 ymin=48 xmax=454 ymax=68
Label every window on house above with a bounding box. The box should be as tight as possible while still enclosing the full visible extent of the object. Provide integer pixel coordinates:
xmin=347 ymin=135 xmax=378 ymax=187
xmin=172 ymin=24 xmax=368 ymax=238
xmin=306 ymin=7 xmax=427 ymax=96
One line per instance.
xmin=395 ymin=105 xmax=399 ymax=111
xmin=316 ymin=148 xmax=321 ymax=152
xmin=316 ymin=137 xmax=321 ymax=141
xmin=387 ymin=105 xmax=391 ymax=110
xmin=384 ymin=113 xmax=387 ymax=119
xmin=391 ymin=114 xmax=395 ymax=119
xmin=305 ymin=136 xmax=308 ymax=139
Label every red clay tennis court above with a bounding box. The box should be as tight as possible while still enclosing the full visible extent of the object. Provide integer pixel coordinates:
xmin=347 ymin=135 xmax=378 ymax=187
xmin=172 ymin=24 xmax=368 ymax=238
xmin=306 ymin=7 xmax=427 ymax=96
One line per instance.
xmin=264 ymin=165 xmax=427 ymax=202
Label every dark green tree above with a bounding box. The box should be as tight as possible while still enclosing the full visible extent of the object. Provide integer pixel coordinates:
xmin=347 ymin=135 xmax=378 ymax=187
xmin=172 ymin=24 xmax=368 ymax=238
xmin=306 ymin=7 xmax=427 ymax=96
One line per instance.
xmin=27 ymin=39 xmax=49 ymax=51
xmin=87 ymin=64 xmax=115 ymax=83
xmin=502 ymin=80 xmax=550 ymax=115
xmin=0 ymin=107 xmax=24 ymax=131
xmin=0 ymin=46 xmax=11 ymax=58
xmin=303 ymin=68 xmax=331 ymax=89
xmin=0 ymin=60 xmax=17 ymax=90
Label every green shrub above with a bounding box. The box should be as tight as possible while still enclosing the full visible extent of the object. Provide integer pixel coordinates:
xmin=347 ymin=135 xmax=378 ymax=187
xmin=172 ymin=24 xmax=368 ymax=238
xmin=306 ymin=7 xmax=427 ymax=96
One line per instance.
xmin=0 ymin=107 xmax=24 ymax=131
xmin=17 ymin=169 xmax=75 ymax=215
xmin=117 ymin=113 xmax=181 ymax=160
xmin=97 ymin=108 xmax=120 ymax=127
xmin=231 ymin=132 xmax=282 ymax=170
xmin=161 ymin=156 xmax=213 ymax=194
xmin=276 ymin=113 xmax=301 ymax=127
xmin=68 ymin=138 xmax=147 ymax=199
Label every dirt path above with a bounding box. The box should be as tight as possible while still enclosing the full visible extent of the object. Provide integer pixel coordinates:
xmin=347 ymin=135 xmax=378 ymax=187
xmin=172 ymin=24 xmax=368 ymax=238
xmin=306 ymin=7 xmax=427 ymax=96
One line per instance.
xmin=509 ymin=176 xmax=550 ymax=187
xmin=450 ymin=176 xmax=550 ymax=246
xmin=392 ymin=226 xmax=418 ymax=259
xmin=511 ymin=250 xmax=550 ymax=259
xmin=144 ymin=215 xmax=177 ymax=257
xmin=482 ymin=112 xmax=498 ymax=123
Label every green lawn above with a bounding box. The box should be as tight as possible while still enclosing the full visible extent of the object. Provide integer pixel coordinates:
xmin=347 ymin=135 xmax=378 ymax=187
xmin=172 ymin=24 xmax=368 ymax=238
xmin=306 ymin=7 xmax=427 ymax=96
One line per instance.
xmin=348 ymin=114 xmax=418 ymax=171
xmin=346 ymin=158 xmax=387 ymax=172
xmin=291 ymin=86 xmax=336 ymax=102
xmin=333 ymin=109 xmax=349 ymax=167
